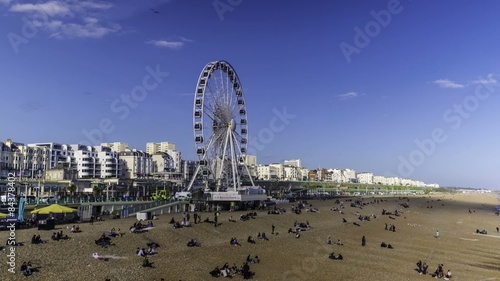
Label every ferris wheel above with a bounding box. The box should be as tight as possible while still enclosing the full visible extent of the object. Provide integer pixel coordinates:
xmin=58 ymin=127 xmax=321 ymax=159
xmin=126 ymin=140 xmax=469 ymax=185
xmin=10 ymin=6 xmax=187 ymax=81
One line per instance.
xmin=186 ymin=60 xmax=255 ymax=192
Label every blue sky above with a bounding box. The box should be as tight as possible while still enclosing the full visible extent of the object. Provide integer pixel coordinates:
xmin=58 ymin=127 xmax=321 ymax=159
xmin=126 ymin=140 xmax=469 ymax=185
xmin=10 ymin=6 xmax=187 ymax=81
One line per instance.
xmin=1 ymin=0 xmax=499 ymax=189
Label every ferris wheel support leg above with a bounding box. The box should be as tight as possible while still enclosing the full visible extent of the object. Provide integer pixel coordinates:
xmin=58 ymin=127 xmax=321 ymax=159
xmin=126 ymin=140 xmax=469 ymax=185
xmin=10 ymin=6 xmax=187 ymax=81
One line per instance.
xmin=244 ymin=164 xmax=255 ymax=187
xmin=186 ymin=164 xmax=202 ymax=192
xmin=229 ymin=131 xmax=238 ymax=192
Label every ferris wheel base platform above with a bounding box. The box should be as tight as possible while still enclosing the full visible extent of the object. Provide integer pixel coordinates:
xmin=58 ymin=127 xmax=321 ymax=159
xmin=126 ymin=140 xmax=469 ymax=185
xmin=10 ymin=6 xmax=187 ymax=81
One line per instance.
xmin=206 ymin=192 xmax=268 ymax=202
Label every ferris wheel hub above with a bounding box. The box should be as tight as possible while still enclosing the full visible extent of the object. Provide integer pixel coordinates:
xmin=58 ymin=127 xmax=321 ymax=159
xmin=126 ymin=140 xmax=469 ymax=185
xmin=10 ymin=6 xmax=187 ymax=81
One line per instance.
xmin=230 ymin=119 xmax=236 ymax=131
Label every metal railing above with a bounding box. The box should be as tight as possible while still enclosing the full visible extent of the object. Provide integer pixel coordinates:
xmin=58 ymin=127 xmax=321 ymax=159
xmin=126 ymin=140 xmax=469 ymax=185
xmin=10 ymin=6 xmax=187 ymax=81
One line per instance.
xmin=21 ymin=196 xmax=157 ymax=205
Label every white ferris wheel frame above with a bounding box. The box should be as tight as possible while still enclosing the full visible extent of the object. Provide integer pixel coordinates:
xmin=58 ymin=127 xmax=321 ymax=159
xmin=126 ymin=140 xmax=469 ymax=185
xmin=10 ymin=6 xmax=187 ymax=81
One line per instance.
xmin=186 ymin=60 xmax=255 ymax=192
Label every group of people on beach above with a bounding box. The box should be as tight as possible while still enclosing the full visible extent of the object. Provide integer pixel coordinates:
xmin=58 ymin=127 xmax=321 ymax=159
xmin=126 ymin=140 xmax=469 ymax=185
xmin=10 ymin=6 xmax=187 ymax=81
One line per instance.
xmin=416 ymin=260 xmax=451 ymax=279
xmin=20 ymin=261 xmax=35 ymax=276
xmin=210 ymin=259 xmax=256 ymax=279
xmin=51 ymin=230 xmax=70 ymax=241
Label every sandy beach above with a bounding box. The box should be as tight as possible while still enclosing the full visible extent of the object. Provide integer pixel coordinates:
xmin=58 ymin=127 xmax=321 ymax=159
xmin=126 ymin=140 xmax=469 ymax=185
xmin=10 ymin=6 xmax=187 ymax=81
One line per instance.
xmin=1 ymin=192 xmax=499 ymax=281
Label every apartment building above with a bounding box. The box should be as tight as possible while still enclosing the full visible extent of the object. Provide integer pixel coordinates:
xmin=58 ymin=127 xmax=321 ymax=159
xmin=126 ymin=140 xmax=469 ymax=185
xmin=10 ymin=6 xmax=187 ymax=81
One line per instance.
xmin=357 ymin=172 xmax=374 ymax=184
xmin=146 ymin=141 xmax=176 ymax=154
xmin=119 ymin=149 xmax=152 ymax=179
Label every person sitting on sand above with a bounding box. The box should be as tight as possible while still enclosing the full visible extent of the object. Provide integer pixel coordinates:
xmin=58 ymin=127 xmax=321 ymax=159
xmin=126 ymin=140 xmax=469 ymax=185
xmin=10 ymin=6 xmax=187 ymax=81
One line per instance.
xmin=327 ymin=236 xmax=332 ymax=244
xmin=336 ymin=239 xmax=343 ymax=245
xmin=416 ymin=260 xmax=422 ymax=273
xmin=147 ymin=246 xmax=155 ymax=255
xmin=261 ymin=232 xmax=269 ymax=241
xmin=57 ymin=231 xmax=69 ymax=240
xmin=422 ymin=263 xmax=428 ymax=275
xmin=444 ymin=269 xmax=452 ymax=280
xmin=137 ymin=247 xmax=145 ymax=257
xmin=51 ymin=232 xmax=58 ymax=241
xmin=187 ymin=239 xmax=201 ymax=247
xmin=142 ymin=257 xmax=153 ymax=268
xmin=21 ymin=261 xmax=32 ymax=276
xmin=230 ymin=238 xmax=241 ymax=246
xmin=210 ymin=266 xmax=221 ymax=277
xmin=247 ymin=236 xmax=256 ymax=244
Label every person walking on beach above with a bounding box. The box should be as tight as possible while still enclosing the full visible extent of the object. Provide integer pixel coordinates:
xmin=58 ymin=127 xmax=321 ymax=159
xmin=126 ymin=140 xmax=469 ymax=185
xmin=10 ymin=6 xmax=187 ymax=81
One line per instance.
xmin=272 ymin=224 xmax=275 ymax=235
xmin=435 ymin=230 xmax=440 ymax=238
xmin=496 ymin=226 xmax=499 ymax=233
xmin=361 ymin=235 xmax=366 ymax=246
xmin=422 ymin=262 xmax=428 ymax=275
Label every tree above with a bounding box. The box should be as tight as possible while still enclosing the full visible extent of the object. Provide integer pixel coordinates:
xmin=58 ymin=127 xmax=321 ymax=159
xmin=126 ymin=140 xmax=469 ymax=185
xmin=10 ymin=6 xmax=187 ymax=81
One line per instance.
xmin=67 ymin=184 xmax=77 ymax=195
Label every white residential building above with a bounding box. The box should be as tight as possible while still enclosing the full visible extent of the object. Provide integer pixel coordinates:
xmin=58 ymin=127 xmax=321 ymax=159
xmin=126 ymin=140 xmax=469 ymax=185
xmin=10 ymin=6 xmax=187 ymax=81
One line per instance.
xmin=257 ymin=165 xmax=271 ymax=181
xmin=246 ymin=155 xmax=257 ymax=167
xmin=284 ymin=159 xmax=301 ymax=168
xmin=283 ymin=165 xmax=300 ymax=181
xmin=146 ymin=141 xmax=176 ymax=154
xmin=330 ymin=169 xmax=343 ymax=183
xmin=269 ymin=163 xmax=284 ymax=180
xmin=119 ymin=149 xmax=152 ymax=179
xmin=71 ymin=145 xmax=121 ymax=179
xmin=373 ymin=175 xmax=387 ymax=185
xmin=342 ymin=168 xmax=357 ymax=183
xmin=357 ymin=172 xmax=373 ymax=184
xmin=386 ymin=177 xmax=402 ymax=186
xmin=101 ymin=142 xmax=129 ymax=153
xmin=299 ymin=167 xmax=309 ymax=181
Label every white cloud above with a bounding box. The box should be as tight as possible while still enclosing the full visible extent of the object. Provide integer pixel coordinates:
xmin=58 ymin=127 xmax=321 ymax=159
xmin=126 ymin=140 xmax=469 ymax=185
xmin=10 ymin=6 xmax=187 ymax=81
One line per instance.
xmin=78 ymin=1 xmax=113 ymax=10
xmin=10 ymin=1 xmax=72 ymax=17
xmin=472 ymin=73 xmax=497 ymax=85
xmin=0 ymin=0 xmax=12 ymax=5
xmin=50 ymin=19 xmax=119 ymax=38
xmin=336 ymin=91 xmax=360 ymax=100
xmin=8 ymin=0 xmax=119 ymax=39
xmin=146 ymin=40 xmax=184 ymax=50
xmin=433 ymin=79 xmax=465 ymax=89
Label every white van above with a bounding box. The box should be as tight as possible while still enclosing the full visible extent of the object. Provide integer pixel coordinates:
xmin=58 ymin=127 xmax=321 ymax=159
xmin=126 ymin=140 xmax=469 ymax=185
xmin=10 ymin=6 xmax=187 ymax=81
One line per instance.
xmin=40 ymin=196 xmax=57 ymax=204
xmin=174 ymin=192 xmax=192 ymax=200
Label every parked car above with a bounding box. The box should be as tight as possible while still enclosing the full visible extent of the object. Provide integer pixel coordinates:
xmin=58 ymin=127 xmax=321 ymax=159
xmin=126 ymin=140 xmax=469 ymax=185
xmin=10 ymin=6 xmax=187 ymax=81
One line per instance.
xmin=40 ymin=196 xmax=57 ymax=204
